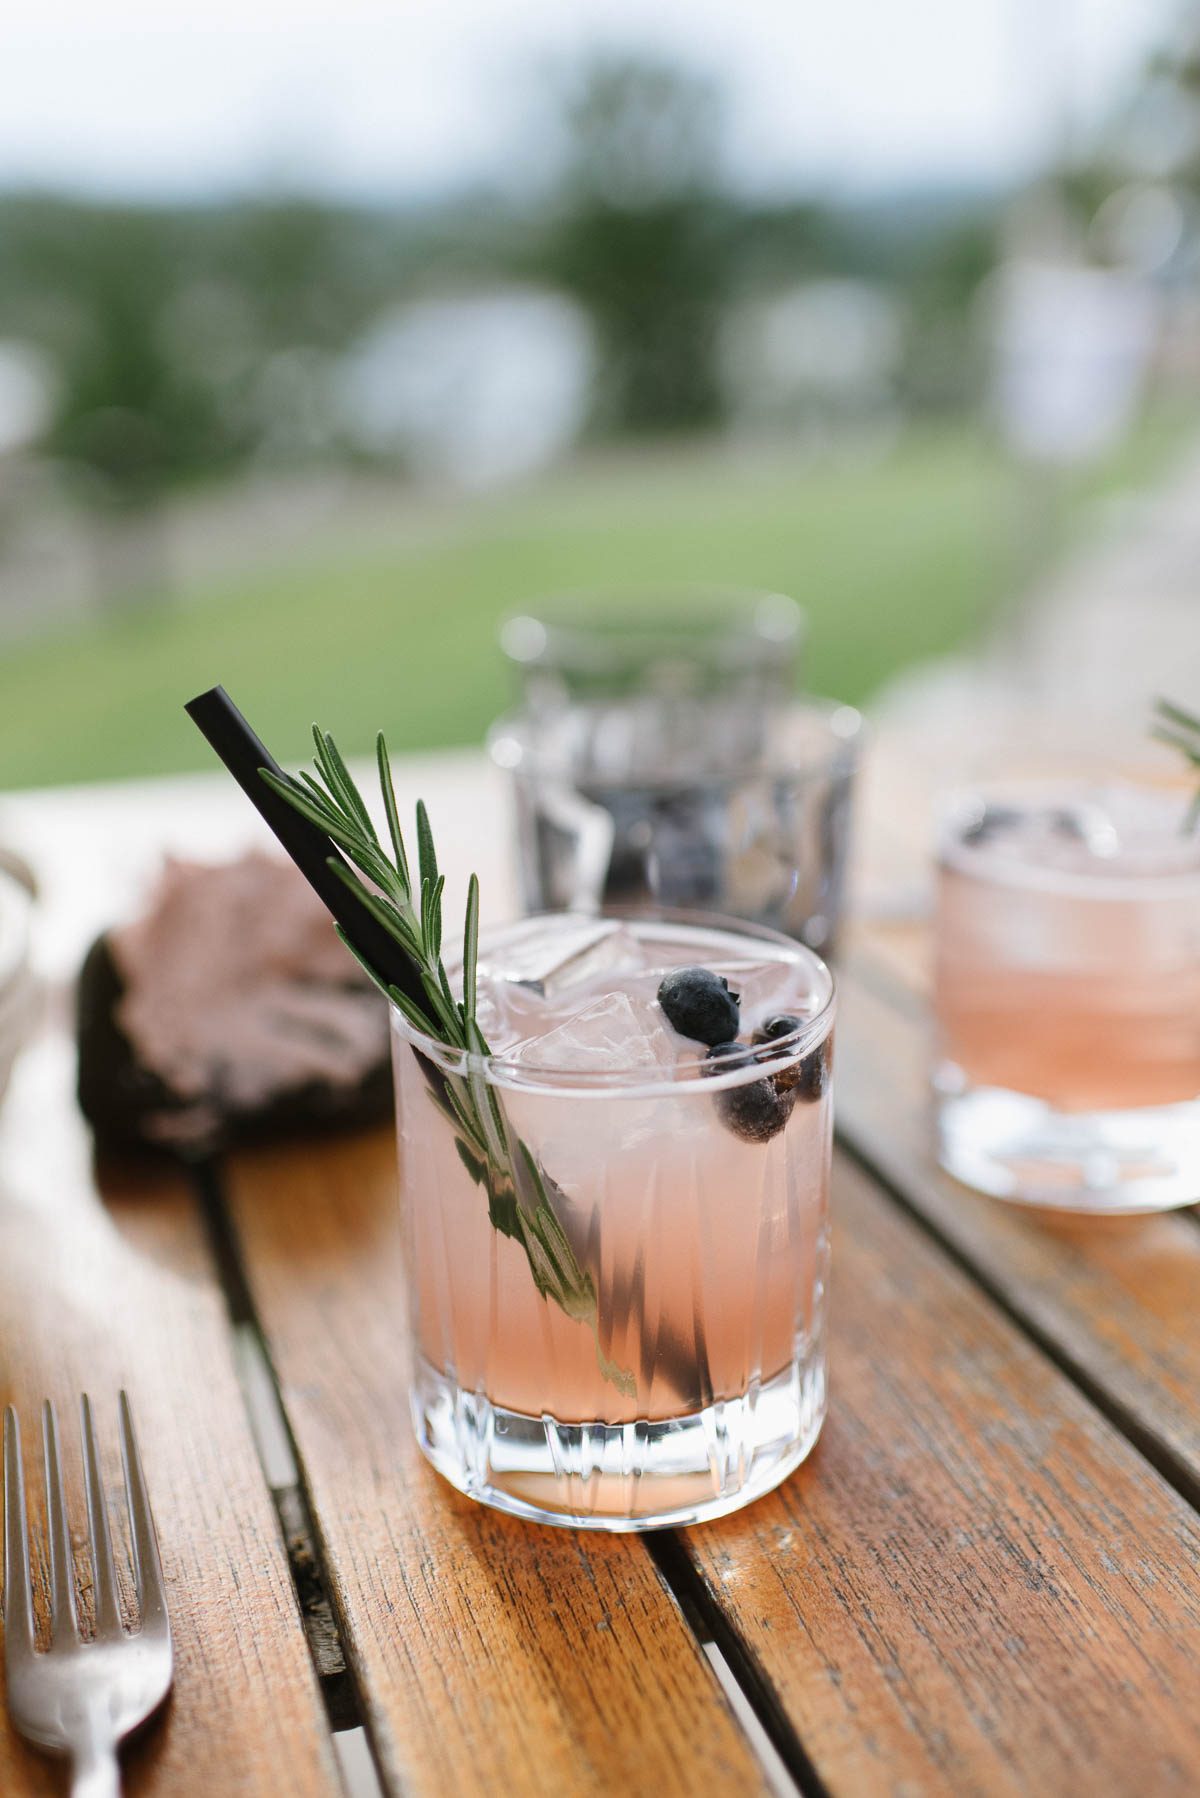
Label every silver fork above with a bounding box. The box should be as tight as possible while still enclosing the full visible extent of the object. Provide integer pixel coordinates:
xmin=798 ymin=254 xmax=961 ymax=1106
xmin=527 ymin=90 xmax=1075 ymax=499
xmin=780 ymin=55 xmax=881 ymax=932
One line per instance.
xmin=3 ymin=1393 xmax=173 ymax=1798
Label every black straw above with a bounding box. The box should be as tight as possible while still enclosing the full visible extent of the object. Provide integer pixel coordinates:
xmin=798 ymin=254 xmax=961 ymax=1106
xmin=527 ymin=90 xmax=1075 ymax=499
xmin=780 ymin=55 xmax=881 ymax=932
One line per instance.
xmin=185 ymin=685 xmax=425 ymax=1009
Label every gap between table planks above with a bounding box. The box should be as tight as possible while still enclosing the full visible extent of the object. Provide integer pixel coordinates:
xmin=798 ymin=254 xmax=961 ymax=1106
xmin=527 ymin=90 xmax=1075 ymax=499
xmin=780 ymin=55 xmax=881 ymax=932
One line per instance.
xmin=219 ymin=1128 xmax=772 ymax=1798
xmin=0 ymin=1030 xmax=342 ymax=1797
xmin=672 ymin=1151 xmax=1200 ymax=1796
xmin=836 ymin=925 xmax=1200 ymax=1503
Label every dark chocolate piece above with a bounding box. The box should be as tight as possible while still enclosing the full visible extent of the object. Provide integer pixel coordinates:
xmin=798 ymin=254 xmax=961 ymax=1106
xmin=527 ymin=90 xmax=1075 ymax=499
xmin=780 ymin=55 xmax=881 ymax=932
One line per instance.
xmin=76 ymin=854 xmax=392 ymax=1157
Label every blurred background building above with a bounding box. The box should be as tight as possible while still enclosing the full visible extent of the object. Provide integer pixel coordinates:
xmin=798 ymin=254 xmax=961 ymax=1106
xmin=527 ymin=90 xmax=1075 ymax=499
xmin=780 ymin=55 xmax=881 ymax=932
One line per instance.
xmin=0 ymin=0 xmax=1198 ymax=785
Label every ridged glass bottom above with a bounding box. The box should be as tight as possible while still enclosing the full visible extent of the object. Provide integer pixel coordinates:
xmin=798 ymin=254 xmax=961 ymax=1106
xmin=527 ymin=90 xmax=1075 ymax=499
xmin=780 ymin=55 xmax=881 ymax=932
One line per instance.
xmin=413 ymin=1351 xmax=827 ymax=1530
xmin=935 ymin=1066 xmax=1200 ymax=1213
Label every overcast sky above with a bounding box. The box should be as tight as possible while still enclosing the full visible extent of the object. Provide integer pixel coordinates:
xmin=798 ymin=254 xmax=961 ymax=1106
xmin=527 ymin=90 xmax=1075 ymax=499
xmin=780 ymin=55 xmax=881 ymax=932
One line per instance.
xmin=2 ymin=0 xmax=1177 ymax=200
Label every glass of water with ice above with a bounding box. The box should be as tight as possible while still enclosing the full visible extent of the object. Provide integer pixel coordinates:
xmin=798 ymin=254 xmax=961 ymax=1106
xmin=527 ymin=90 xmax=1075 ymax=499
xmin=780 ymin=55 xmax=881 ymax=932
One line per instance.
xmin=490 ymin=698 xmax=862 ymax=955
xmin=391 ymin=910 xmax=834 ymax=1529
xmin=933 ymin=784 xmax=1200 ymax=1212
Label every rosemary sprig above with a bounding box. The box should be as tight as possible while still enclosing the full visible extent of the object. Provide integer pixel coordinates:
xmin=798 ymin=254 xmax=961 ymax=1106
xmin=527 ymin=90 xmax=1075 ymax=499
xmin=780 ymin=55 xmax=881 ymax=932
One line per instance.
xmin=261 ymin=729 xmax=634 ymax=1397
xmin=1151 ymin=697 xmax=1200 ymax=835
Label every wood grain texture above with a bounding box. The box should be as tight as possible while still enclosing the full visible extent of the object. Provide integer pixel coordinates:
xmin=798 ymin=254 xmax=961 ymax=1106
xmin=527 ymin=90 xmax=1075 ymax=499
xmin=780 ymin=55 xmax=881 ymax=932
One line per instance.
xmin=222 ymin=1126 xmax=770 ymax=1798
xmin=836 ymin=955 xmax=1200 ymax=1492
xmin=0 ymin=1030 xmax=340 ymax=1796
xmin=681 ymin=1151 xmax=1200 ymax=1796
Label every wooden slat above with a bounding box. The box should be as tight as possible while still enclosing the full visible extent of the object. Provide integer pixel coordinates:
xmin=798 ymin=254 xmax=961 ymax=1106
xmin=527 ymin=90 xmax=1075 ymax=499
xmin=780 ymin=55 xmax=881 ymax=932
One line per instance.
xmin=221 ymin=1127 xmax=771 ymax=1798
xmin=844 ymin=916 xmax=932 ymax=1005
xmin=680 ymin=1151 xmax=1200 ymax=1796
xmin=835 ymin=955 xmax=1200 ymax=1494
xmin=0 ymin=1033 xmax=340 ymax=1796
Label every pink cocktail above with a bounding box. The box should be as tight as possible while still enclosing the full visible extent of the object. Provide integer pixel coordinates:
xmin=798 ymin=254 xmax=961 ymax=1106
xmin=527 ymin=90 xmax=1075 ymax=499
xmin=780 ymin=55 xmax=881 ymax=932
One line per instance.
xmin=934 ymin=786 xmax=1200 ymax=1211
xmin=392 ymin=913 xmax=834 ymax=1528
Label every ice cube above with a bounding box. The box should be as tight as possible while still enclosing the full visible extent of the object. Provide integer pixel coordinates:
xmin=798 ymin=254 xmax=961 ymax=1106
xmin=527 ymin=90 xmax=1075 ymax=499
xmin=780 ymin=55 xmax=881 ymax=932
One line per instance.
xmin=472 ymin=981 xmax=525 ymax=1054
xmin=512 ymin=991 xmax=677 ymax=1074
xmin=711 ymin=958 xmax=813 ymax=1029
xmin=957 ymin=789 xmax=1194 ymax=877
xmin=480 ymin=917 xmax=642 ymax=1001
xmin=960 ymin=790 xmax=1153 ymax=861
xmin=1063 ymin=786 xmax=1200 ymax=870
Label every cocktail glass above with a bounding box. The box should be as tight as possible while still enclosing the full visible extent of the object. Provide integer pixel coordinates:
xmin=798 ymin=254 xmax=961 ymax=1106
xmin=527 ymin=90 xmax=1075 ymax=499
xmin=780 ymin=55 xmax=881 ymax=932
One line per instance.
xmin=392 ymin=911 xmax=834 ymax=1529
xmin=933 ymin=784 xmax=1200 ymax=1212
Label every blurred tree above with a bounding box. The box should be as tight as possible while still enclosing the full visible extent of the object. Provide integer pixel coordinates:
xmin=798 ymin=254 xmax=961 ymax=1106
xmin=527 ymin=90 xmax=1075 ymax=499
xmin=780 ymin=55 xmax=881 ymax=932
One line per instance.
xmin=0 ymin=196 xmax=398 ymax=602
xmin=727 ymin=201 xmax=851 ymax=294
xmin=898 ymin=215 xmax=999 ymax=413
xmin=536 ymin=56 xmax=735 ymax=434
xmin=0 ymin=200 xmax=232 ymax=495
xmin=0 ymin=199 xmax=239 ymax=604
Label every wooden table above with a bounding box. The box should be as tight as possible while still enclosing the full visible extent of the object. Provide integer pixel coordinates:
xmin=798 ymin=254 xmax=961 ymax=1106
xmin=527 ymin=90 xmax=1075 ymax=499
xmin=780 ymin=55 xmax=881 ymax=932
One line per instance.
xmin=2 ymin=751 xmax=1199 ymax=1797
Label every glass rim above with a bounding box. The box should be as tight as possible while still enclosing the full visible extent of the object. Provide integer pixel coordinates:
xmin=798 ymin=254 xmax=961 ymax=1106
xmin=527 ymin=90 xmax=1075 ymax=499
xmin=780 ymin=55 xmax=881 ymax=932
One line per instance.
xmin=936 ymin=779 xmax=1200 ymax=898
xmin=488 ymin=693 xmax=864 ymax=790
xmin=500 ymin=587 xmax=806 ymax=673
xmin=388 ymin=907 xmax=836 ymax=1096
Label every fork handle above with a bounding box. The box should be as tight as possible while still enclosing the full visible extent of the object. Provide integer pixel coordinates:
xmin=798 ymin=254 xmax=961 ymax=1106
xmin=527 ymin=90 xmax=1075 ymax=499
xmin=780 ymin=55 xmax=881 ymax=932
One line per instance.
xmin=71 ymin=1741 xmax=121 ymax=1798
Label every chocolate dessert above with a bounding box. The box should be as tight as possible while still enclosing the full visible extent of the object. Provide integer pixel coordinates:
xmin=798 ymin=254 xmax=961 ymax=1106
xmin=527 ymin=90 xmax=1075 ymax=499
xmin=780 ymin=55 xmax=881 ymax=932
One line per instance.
xmin=77 ymin=852 xmax=391 ymax=1154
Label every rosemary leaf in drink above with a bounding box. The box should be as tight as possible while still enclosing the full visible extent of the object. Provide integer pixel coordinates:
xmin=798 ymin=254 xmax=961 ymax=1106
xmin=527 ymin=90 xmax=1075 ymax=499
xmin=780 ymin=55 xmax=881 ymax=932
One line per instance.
xmin=260 ymin=733 xmax=635 ymax=1396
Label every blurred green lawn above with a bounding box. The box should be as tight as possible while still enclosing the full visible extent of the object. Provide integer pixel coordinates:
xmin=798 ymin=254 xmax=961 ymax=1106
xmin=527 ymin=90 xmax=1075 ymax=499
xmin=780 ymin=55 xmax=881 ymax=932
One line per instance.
xmin=0 ymin=421 xmax=1186 ymax=789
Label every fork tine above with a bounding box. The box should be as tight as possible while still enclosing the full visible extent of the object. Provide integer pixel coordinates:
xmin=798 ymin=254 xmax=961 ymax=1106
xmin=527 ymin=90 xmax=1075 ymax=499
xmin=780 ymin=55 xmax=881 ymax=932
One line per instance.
xmin=41 ymin=1401 xmax=78 ymax=1645
xmin=119 ymin=1392 xmax=168 ymax=1639
xmin=3 ymin=1407 xmax=35 ymax=1657
xmin=80 ymin=1395 xmax=122 ymax=1639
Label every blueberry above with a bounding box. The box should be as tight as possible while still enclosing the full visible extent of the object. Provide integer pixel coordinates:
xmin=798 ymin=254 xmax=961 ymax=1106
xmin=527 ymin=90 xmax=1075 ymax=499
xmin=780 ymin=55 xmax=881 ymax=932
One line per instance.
xmin=753 ymin=1015 xmax=831 ymax=1104
xmin=754 ymin=1013 xmax=804 ymax=1044
xmin=657 ymin=966 xmax=740 ymax=1046
xmin=959 ymin=804 xmax=1023 ymax=846
xmin=1048 ymin=807 xmax=1089 ymax=840
xmin=718 ymin=1077 xmax=795 ymax=1143
xmin=704 ymin=1042 xmax=794 ymax=1143
xmin=792 ymin=1037 xmax=830 ymax=1104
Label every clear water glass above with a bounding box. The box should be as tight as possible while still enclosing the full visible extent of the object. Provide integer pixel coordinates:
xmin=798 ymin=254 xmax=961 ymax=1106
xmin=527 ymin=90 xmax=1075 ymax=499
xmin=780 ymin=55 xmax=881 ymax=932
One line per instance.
xmin=933 ymin=784 xmax=1200 ymax=1212
xmin=490 ymin=698 xmax=862 ymax=956
xmin=392 ymin=912 xmax=834 ymax=1530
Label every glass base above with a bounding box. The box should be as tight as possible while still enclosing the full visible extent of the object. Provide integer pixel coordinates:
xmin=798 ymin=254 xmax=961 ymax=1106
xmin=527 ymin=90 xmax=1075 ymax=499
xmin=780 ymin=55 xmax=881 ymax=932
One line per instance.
xmin=412 ymin=1351 xmax=826 ymax=1531
xmin=935 ymin=1065 xmax=1200 ymax=1213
